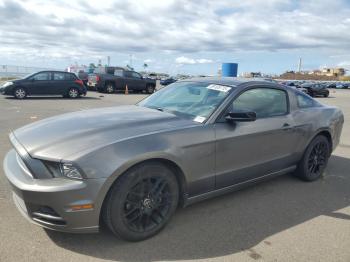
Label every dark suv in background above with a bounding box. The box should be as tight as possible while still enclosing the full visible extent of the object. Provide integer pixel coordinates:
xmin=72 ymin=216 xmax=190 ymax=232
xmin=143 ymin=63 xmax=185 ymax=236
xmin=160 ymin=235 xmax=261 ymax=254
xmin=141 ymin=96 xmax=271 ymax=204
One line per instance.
xmin=87 ymin=66 xmax=156 ymax=94
xmin=0 ymin=71 xmax=86 ymax=99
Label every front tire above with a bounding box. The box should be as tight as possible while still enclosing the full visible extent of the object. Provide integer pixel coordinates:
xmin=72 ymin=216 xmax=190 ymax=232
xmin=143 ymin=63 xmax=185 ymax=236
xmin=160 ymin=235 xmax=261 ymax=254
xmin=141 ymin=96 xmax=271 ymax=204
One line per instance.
xmin=103 ymin=162 xmax=179 ymax=241
xmin=14 ymin=87 xmax=27 ymax=99
xmin=296 ymin=135 xmax=330 ymax=181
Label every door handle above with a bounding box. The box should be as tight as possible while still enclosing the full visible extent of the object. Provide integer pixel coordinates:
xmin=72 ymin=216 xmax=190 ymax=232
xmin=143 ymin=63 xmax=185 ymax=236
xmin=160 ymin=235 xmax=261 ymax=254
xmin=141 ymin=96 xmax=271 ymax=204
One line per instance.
xmin=282 ymin=123 xmax=293 ymax=131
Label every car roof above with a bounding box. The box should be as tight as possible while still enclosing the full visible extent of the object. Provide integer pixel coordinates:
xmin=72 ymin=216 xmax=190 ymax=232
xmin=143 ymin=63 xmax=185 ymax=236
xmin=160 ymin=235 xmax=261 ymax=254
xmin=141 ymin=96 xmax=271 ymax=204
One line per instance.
xmin=178 ymin=77 xmax=280 ymax=87
xmin=36 ymin=70 xmax=74 ymax=74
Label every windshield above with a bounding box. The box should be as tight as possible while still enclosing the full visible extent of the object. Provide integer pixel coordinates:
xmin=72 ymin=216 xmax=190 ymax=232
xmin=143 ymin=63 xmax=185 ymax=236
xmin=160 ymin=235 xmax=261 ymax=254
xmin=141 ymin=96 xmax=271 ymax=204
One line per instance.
xmin=138 ymin=81 xmax=232 ymax=123
xmin=23 ymin=72 xmax=37 ymax=79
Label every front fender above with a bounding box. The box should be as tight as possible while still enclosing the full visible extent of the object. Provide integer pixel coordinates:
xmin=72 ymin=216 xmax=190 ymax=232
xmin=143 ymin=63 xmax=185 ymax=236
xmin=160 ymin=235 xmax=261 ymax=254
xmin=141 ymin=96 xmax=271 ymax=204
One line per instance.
xmin=79 ymin=144 xmax=185 ymax=223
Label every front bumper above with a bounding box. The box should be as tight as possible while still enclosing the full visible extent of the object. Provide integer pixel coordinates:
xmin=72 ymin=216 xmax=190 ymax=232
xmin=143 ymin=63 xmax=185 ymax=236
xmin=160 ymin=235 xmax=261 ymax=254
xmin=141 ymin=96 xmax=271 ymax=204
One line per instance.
xmin=0 ymin=87 xmax=8 ymax=94
xmin=3 ymin=149 xmax=107 ymax=233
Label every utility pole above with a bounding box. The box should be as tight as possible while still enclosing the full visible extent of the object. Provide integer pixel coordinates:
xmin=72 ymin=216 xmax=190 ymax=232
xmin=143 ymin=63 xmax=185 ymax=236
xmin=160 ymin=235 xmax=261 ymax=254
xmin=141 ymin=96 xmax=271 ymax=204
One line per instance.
xmin=107 ymin=56 xmax=110 ymax=66
xmin=129 ymin=54 xmax=133 ymax=67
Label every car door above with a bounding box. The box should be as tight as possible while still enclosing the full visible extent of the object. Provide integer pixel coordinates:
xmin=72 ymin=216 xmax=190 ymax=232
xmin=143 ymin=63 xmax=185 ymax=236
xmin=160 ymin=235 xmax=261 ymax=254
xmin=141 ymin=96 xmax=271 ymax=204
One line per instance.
xmin=124 ymin=71 xmax=143 ymax=91
xmin=26 ymin=72 xmax=52 ymax=95
xmin=123 ymin=71 xmax=134 ymax=90
xmin=114 ymin=69 xmax=125 ymax=90
xmin=131 ymin=72 xmax=145 ymax=91
xmin=215 ymin=86 xmax=298 ymax=188
xmin=50 ymin=72 xmax=68 ymax=94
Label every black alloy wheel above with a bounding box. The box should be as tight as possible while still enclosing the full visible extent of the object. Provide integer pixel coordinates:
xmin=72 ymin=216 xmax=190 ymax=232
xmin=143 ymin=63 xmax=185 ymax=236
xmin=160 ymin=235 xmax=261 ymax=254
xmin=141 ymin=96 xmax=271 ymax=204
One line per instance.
xmin=307 ymin=141 xmax=328 ymax=176
xmin=103 ymin=162 xmax=179 ymax=241
xmin=123 ymin=176 xmax=173 ymax=233
xmin=296 ymin=135 xmax=330 ymax=181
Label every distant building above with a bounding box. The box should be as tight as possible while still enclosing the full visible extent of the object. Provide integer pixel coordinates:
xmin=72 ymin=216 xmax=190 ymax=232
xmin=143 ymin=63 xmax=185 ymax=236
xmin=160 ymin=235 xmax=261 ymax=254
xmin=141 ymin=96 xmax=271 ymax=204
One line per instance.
xmin=66 ymin=64 xmax=89 ymax=73
xmin=309 ymin=70 xmax=321 ymax=75
xmin=242 ymin=72 xmax=262 ymax=78
xmin=309 ymin=67 xmax=346 ymax=77
xmin=321 ymin=67 xmax=346 ymax=77
xmin=141 ymin=72 xmax=170 ymax=80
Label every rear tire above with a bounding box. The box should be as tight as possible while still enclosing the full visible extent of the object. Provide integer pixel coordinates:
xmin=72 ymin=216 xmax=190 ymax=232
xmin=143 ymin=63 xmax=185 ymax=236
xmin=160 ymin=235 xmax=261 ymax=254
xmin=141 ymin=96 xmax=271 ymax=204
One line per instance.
xmin=295 ymin=135 xmax=330 ymax=181
xmin=324 ymin=93 xmax=329 ymax=97
xmin=103 ymin=162 xmax=179 ymax=241
xmin=146 ymin=85 xmax=155 ymax=94
xmin=68 ymin=87 xmax=80 ymax=98
xmin=14 ymin=87 xmax=27 ymax=99
xmin=105 ymin=83 xmax=115 ymax=93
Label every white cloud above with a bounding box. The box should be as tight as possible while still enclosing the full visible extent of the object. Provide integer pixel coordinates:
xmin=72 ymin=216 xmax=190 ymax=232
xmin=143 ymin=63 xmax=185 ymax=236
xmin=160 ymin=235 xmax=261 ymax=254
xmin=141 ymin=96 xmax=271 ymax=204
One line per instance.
xmin=196 ymin=59 xmax=214 ymax=64
xmin=175 ymin=56 xmax=196 ymax=64
xmin=175 ymin=56 xmax=214 ymax=64
xmin=337 ymin=61 xmax=350 ymax=70
xmin=338 ymin=61 xmax=350 ymax=66
xmin=0 ymin=0 xmax=349 ymax=65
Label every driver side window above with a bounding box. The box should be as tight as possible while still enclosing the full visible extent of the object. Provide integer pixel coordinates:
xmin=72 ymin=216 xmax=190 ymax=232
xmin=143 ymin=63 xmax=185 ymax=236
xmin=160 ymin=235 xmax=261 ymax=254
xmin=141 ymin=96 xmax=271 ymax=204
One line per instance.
xmin=232 ymin=88 xmax=288 ymax=118
xmin=131 ymin=72 xmax=142 ymax=79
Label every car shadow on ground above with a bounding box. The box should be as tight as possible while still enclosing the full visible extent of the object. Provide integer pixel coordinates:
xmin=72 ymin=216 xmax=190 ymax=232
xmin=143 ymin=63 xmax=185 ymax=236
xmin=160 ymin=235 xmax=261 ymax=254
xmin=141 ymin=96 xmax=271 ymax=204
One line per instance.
xmin=46 ymin=155 xmax=350 ymax=261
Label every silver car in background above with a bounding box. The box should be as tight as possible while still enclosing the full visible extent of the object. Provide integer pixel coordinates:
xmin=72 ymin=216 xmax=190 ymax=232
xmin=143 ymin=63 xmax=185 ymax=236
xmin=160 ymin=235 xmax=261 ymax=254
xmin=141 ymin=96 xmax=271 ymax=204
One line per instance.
xmin=3 ymin=78 xmax=344 ymax=241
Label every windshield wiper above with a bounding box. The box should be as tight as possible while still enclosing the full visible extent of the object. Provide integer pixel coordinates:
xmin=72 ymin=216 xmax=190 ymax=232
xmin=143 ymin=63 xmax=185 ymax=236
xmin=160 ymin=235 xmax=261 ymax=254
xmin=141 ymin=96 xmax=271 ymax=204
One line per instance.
xmin=150 ymin=106 xmax=181 ymax=117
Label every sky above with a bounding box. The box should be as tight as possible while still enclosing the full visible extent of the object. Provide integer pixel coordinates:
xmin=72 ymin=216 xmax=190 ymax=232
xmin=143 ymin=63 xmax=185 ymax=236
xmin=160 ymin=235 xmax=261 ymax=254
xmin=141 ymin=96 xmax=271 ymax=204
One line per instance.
xmin=0 ymin=0 xmax=350 ymax=75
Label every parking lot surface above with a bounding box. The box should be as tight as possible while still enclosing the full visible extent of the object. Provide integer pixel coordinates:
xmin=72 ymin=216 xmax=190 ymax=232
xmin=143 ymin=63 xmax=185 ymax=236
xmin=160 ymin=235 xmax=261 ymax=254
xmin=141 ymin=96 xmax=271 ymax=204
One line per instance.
xmin=0 ymin=90 xmax=349 ymax=262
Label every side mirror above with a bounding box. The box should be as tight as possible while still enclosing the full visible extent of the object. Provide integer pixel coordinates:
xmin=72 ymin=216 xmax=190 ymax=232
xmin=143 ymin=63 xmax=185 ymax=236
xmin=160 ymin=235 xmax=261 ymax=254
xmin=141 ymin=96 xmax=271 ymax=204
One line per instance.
xmin=225 ymin=111 xmax=257 ymax=123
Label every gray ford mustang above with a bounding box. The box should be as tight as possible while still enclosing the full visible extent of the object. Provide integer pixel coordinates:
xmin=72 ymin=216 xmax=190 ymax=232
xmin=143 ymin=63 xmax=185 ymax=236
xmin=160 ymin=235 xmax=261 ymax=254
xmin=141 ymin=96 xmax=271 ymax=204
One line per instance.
xmin=3 ymin=78 xmax=344 ymax=241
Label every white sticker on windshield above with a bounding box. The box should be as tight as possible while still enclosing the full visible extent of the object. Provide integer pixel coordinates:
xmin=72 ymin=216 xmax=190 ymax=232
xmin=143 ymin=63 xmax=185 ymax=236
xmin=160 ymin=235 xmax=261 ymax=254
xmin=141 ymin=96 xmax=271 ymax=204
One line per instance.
xmin=207 ymin=84 xmax=231 ymax=93
xmin=193 ymin=116 xmax=206 ymax=123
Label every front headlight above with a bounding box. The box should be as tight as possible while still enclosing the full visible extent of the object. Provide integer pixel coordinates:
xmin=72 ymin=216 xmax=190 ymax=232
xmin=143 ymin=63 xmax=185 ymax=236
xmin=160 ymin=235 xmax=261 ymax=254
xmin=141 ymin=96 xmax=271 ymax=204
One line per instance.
xmin=2 ymin=81 xmax=13 ymax=87
xmin=60 ymin=163 xmax=83 ymax=179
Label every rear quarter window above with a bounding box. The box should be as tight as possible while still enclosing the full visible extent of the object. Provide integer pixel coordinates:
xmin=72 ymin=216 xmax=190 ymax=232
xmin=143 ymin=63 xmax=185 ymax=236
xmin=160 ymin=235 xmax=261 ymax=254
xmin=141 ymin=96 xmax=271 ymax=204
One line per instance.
xmin=65 ymin=73 xmax=77 ymax=81
xmin=296 ymin=93 xmax=317 ymax=108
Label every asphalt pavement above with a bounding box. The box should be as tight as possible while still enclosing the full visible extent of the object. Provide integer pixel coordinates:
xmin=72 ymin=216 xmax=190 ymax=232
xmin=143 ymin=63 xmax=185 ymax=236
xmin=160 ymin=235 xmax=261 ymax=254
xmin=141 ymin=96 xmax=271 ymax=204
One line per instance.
xmin=0 ymin=90 xmax=349 ymax=262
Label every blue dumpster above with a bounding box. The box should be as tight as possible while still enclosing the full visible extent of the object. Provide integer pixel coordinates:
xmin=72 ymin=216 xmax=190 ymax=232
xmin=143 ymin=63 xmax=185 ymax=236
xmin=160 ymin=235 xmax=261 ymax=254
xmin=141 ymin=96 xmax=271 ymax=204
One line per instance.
xmin=222 ymin=63 xmax=238 ymax=77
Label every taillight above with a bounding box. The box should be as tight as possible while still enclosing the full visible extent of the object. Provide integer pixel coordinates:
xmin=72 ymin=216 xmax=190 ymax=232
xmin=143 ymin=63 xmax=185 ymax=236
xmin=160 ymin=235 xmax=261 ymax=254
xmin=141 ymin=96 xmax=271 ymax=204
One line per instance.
xmin=96 ymin=75 xmax=100 ymax=82
xmin=75 ymin=79 xmax=84 ymax=86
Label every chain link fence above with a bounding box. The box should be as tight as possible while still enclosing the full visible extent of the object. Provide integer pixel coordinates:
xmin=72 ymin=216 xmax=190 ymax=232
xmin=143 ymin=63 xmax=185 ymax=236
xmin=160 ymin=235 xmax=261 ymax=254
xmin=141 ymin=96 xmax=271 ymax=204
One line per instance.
xmin=0 ymin=65 xmax=60 ymax=80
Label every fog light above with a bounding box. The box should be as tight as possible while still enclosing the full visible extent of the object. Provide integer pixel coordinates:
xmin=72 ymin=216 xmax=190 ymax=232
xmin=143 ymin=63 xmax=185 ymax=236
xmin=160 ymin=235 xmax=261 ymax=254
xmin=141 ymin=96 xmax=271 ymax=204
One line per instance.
xmin=60 ymin=163 xmax=83 ymax=179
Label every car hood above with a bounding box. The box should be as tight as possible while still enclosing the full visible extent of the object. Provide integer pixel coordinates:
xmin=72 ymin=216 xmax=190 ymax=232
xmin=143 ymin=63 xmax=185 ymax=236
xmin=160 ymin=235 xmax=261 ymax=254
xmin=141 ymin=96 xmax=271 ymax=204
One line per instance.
xmin=12 ymin=105 xmax=196 ymax=161
xmin=11 ymin=79 xmax=25 ymax=84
